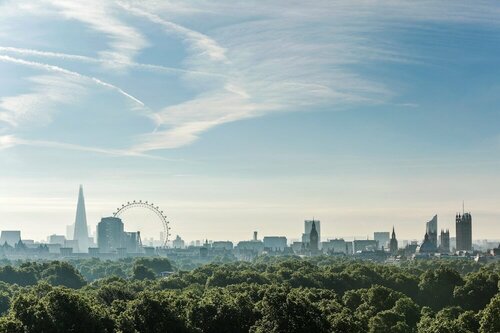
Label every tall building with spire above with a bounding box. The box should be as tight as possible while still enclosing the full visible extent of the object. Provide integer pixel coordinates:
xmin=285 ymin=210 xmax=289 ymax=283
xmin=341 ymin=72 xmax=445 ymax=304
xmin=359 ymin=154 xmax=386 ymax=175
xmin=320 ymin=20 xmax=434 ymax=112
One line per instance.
xmin=389 ymin=227 xmax=398 ymax=254
xmin=309 ymin=221 xmax=319 ymax=254
xmin=73 ymin=185 xmax=89 ymax=253
xmin=456 ymin=212 xmax=472 ymax=251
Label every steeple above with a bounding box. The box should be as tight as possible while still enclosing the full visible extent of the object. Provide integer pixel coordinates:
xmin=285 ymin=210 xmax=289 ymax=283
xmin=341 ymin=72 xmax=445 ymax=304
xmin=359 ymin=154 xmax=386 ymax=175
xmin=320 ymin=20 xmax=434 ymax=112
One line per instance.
xmin=390 ymin=226 xmax=398 ymax=254
xmin=309 ymin=221 xmax=319 ymax=254
xmin=73 ymin=185 xmax=89 ymax=253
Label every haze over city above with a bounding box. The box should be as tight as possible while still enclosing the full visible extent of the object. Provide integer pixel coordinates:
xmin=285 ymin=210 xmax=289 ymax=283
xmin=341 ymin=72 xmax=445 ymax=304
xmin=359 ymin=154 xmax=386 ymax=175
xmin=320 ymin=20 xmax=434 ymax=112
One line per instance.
xmin=1 ymin=1 xmax=500 ymax=242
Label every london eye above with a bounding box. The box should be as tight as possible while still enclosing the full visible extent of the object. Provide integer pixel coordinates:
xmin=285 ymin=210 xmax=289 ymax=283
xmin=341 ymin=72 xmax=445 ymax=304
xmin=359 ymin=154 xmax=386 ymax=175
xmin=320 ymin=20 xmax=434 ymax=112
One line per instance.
xmin=113 ymin=200 xmax=171 ymax=248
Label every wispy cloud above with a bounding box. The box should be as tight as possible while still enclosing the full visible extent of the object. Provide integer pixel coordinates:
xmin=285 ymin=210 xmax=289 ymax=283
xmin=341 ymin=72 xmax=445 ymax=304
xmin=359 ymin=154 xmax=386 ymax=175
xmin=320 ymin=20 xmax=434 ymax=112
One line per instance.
xmin=45 ymin=0 xmax=148 ymax=65
xmin=0 ymin=75 xmax=86 ymax=127
xmin=121 ymin=0 xmax=500 ymax=152
xmin=2 ymin=0 xmax=500 ymax=155
xmin=117 ymin=1 xmax=227 ymax=63
xmin=0 ymin=134 xmax=170 ymax=159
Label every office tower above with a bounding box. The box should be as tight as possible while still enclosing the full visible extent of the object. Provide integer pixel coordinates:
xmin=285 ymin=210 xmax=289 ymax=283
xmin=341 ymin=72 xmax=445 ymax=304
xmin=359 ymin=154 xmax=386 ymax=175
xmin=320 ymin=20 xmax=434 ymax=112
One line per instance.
xmin=73 ymin=185 xmax=89 ymax=253
xmin=253 ymin=231 xmax=258 ymax=241
xmin=303 ymin=219 xmax=321 ymax=246
xmin=0 ymin=230 xmax=21 ymax=246
xmin=439 ymin=229 xmax=450 ymax=253
xmin=374 ymin=232 xmax=390 ymax=250
xmin=309 ymin=221 xmax=319 ymax=253
xmin=426 ymin=215 xmax=438 ymax=249
xmin=97 ymin=217 xmax=124 ymax=253
xmin=456 ymin=212 xmax=472 ymax=251
xmin=390 ymin=227 xmax=398 ymax=254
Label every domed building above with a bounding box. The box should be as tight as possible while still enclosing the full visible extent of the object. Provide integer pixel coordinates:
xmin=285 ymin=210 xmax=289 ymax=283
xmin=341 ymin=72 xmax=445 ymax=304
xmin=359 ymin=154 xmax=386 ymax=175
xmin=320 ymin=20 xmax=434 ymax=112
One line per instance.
xmin=419 ymin=232 xmax=437 ymax=253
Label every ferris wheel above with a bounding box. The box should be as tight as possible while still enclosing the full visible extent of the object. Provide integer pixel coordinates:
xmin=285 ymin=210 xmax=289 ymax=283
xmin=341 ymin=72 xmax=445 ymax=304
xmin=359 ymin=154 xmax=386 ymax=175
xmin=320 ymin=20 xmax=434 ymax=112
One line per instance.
xmin=113 ymin=200 xmax=171 ymax=247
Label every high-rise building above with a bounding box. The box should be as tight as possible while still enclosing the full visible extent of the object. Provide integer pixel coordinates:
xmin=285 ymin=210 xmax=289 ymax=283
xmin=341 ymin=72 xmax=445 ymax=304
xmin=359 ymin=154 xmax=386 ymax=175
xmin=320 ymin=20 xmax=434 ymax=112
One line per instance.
xmin=73 ymin=185 xmax=89 ymax=253
xmin=309 ymin=221 xmax=319 ymax=253
xmin=439 ymin=229 xmax=450 ymax=253
xmin=389 ymin=227 xmax=398 ymax=254
xmin=303 ymin=219 xmax=321 ymax=247
xmin=0 ymin=230 xmax=21 ymax=246
xmin=456 ymin=213 xmax=472 ymax=251
xmin=374 ymin=232 xmax=390 ymax=250
xmin=97 ymin=217 xmax=124 ymax=253
xmin=426 ymin=215 xmax=438 ymax=249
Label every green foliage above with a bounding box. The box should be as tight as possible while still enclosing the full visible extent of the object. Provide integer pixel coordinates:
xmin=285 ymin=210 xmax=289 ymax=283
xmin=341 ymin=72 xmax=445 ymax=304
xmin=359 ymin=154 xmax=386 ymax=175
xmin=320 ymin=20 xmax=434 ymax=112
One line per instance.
xmin=116 ymin=291 xmax=189 ymax=333
xmin=250 ymin=287 xmax=329 ymax=333
xmin=132 ymin=264 xmax=156 ymax=280
xmin=419 ymin=266 xmax=464 ymax=310
xmin=479 ymin=294 xmax=500 ymax=333
xmin=453 ymin=269 xmax=499 ymax=311
xmin=41 ymin=261 xmax=86 ymax=289
xmin=0 ymin=257 xmax=496 ymax=332
xmin=9 ymin=284 xmax=112 ymax=333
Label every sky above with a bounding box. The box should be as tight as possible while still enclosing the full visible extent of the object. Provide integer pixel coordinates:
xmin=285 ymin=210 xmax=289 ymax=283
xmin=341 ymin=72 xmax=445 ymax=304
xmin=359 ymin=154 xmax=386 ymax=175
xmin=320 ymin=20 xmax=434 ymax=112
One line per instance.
xmin=0 ymin=0 xmax=499 ymax=243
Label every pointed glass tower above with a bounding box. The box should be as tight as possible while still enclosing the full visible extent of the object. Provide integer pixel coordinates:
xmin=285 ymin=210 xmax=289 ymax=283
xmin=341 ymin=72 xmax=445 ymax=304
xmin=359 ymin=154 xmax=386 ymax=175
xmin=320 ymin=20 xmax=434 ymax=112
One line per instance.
xmin=73 ymin=185 xmax=89 ymax=253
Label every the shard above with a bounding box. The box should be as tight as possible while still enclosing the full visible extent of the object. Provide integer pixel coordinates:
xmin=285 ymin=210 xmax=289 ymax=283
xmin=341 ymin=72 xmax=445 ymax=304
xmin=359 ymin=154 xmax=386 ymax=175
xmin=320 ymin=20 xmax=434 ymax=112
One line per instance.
xmin=73 ymin=185 xmax=89 ymax=253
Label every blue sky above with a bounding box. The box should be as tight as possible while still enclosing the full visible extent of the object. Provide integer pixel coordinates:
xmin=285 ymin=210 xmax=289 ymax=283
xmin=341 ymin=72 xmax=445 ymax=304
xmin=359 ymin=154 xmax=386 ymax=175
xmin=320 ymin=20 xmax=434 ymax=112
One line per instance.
xmin=0 ymin=1 xmax=499 ymax=242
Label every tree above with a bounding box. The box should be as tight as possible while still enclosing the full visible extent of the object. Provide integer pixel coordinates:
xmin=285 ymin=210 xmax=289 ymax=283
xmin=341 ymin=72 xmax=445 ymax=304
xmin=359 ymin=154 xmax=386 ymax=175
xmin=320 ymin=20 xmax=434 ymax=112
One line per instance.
xmin=10 ymin=286 xmax=112 ymax=333
xmin=479 ymin=294 xmax=500 ymax=333
xmin=116 ymin=291 xmax=189 ymax=333
xmin=453 ymin=270 xmax=499 ymax=311
xmin=419 ymin=267 xmax=463 ymax=310
xmin=188 ymin=288 xmax=258 ymax=333
xmin=132 ymin=264 xmax=156 ymax=280
xmin=41 ymin=261 xmax=86 ymax=289
xmin=250 ymin=287 xmax=329 ymax=333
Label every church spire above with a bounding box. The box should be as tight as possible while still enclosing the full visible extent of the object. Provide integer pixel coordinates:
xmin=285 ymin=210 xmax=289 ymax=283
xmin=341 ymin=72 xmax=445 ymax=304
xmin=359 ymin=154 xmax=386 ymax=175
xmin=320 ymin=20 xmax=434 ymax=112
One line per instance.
xmin=73 ymin=185 xmax=89 ymax=253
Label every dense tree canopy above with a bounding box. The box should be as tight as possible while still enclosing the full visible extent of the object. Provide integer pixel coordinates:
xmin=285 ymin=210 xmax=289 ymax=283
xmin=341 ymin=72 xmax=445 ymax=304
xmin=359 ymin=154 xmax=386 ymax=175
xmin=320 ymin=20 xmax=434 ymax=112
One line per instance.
xmin=0 ymin=256 xmax=496 ymax=332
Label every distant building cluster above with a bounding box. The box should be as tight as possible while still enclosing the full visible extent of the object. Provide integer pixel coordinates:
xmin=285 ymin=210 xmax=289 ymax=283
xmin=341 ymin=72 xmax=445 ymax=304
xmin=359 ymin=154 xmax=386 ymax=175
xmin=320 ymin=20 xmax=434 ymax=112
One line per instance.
xmin=0 ymin=186 xmax=498 ymax=264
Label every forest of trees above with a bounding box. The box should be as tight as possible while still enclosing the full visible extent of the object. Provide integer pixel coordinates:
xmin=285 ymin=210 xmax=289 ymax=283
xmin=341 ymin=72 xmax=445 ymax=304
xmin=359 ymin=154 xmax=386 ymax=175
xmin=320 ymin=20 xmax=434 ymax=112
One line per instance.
xmin=0 ymin=256 xmax=497 ymax=332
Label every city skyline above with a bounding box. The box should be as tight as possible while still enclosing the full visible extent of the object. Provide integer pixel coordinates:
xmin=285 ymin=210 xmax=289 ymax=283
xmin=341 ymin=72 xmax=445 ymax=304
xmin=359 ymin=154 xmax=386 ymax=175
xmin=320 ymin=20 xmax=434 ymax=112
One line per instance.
xmin=0 ymin=1 xmax=500 ymax=241
xmin=2 ymin=184 xmax=498 ymax=246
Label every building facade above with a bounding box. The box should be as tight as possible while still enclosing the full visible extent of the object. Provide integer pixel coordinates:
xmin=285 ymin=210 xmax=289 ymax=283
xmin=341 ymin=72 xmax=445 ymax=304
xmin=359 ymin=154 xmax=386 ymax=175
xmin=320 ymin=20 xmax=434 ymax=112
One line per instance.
xmin=374 ymin=232 xmax=390 ymax=250
xmin=97 ymin=217 xmax=124 ymax=253
xmin=263 ymin=236 xmax=287 ymax=251
xmin=456 ymin=213 xmax=472 ymax=251
xmin=439 ymin=229 xmax=450 ymax=253
xmin=426 ymin=215 xmax=438 ymax=249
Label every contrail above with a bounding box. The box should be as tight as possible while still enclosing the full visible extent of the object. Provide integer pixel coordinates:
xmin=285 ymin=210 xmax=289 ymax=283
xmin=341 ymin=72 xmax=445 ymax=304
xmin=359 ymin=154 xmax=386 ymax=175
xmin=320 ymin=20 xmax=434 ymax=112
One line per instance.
xmin=0 ymin=46 xmax=226 ymax=77
xmin=0 ymin=54 xmax=145 ymax=106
